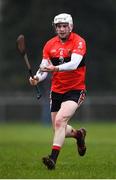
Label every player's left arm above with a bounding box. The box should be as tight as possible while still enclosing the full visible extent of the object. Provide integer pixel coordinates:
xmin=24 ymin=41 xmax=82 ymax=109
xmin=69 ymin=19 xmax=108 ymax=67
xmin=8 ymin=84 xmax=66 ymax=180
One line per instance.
xmin=56 ymin=38 xmax=86 ymax=71
xmin=56 ymin=53 xmax=83 ymax=71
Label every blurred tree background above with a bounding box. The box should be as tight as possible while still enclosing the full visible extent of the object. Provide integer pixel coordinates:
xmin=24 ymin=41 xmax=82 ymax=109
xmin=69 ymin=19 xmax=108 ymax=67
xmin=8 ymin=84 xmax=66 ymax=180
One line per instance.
xmin=0 ymin=0 xmax=115 ymax=95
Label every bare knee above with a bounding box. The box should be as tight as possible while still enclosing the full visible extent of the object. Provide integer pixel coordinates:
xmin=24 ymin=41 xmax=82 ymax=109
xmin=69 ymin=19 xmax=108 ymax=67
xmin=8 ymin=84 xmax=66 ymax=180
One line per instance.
xmin=55 ymin=118 xmax=63 ymax=129
xmin=55 ymin=115 xmax=70 ymax=129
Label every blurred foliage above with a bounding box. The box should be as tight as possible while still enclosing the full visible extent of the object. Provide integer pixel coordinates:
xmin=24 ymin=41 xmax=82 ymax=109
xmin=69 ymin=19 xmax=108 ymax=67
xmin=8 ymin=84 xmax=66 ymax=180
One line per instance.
xmin=0 ymin=0 xmax=116 ymax=94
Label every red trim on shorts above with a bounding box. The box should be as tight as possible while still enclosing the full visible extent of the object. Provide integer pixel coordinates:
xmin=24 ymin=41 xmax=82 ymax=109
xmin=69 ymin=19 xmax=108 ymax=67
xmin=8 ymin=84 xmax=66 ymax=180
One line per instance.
xmin=52 ymin=145 xmax=61 ymax=150
xmin=77 ymin=90 xmax=86 ymax=107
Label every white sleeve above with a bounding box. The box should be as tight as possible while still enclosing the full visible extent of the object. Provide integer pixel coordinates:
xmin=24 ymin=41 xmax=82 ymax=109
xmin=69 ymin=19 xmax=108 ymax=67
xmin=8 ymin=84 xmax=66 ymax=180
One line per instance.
xmin=57 ymin=53 xmax=83 ymax=71
xmin=40 ymin=59 xmax=50 ymax=68
xmin=36 ymin=70 xmax=48 ymax=82
xmin=35 ymin=59 xmax=48 ymax=82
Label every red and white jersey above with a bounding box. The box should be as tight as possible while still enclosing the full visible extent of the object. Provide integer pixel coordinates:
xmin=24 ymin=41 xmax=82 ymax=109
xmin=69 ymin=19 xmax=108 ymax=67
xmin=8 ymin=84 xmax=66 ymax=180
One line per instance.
xmin=42 ymin=32 xmax=87 ymax=93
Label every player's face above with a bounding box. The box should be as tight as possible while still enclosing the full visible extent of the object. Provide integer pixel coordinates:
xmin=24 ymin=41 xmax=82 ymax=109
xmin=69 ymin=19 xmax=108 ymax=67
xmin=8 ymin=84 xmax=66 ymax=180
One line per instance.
xmin=55 ymin=23 xmax=71 ymax=41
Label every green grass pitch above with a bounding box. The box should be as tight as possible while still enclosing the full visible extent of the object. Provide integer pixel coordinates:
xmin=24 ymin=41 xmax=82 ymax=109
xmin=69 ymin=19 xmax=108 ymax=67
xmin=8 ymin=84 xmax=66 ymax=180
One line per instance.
xmin=0 ymin=122 xmax=116 ymax=179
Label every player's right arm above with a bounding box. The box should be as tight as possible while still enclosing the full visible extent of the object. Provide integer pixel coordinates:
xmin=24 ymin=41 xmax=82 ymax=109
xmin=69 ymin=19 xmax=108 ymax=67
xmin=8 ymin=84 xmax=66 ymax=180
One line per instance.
xmin=29 ymin=59 xmax=48 ymax=86
xmin=29 ymin=41 xmax=51 ymax=86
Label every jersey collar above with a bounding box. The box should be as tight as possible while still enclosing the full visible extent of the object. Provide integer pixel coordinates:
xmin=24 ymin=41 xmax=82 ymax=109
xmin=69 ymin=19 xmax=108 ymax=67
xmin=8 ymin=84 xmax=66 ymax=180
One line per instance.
xmin=56 ymin=32 xmax=74 ymax=42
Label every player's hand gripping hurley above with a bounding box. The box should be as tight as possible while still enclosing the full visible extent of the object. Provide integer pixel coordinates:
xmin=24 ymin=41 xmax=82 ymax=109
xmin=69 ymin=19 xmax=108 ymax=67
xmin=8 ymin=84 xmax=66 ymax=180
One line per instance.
xmin=17 ymin=34 xmax=41 ymax=99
